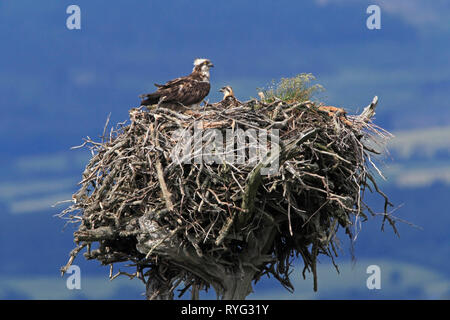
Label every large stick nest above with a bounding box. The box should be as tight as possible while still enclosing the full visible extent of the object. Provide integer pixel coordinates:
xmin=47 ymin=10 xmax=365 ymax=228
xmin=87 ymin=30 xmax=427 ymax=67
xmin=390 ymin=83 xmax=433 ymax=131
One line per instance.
xmin=60 ymin=96 xmax=395 ymax=299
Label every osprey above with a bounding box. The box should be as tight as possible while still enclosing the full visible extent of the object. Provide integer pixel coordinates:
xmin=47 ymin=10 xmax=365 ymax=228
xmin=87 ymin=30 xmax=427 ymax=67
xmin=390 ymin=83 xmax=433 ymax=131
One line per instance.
xmin=217 ymin=86 xmax=241 ymax=108
xmin=139 ymin=58 xmax=214 ymax=107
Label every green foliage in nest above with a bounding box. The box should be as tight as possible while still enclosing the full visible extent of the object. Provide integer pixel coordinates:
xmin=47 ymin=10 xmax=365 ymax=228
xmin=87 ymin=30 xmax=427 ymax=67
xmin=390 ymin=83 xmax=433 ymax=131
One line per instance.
xmin=260 ymin=73 xmax=325 ymax=103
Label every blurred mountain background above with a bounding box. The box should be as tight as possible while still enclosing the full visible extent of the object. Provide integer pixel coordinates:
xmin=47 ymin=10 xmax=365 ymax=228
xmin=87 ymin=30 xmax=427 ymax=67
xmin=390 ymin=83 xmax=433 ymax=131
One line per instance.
xmin=0 ymin=0 xmax=449 ymax=299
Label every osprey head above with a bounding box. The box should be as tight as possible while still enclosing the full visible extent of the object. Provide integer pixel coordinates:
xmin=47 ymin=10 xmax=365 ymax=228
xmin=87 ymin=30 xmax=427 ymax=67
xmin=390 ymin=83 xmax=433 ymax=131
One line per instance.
xmin=219 ymin=86 xmax=234 ymax=99
xmin=193 ymin=58 xmax=214 ymax=80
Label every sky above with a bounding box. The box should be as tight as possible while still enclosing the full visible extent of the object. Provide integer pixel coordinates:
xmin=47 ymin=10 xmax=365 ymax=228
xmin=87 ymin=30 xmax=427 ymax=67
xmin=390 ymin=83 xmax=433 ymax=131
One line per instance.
xmin=0 ymin=0 xmax=449 ymax=300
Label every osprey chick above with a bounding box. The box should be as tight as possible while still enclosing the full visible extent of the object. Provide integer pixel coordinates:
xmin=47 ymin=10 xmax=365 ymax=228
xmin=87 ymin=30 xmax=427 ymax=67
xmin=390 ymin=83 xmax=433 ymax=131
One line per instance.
xmin=140 ymin=58 xmax=214 ymax=107
xmin=217 ymin=86 xmax=241 ymax=108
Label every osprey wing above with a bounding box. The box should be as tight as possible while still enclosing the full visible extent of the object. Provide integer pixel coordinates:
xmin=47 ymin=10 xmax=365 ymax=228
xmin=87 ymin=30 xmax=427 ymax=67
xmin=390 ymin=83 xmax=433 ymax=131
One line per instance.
xmin=154 ymin=76 xmax=189 ymax=89
xmin=141 ymin=77 xmax=191 ymax=105
xmin=160 ymin=79 xmax=210 ymax=106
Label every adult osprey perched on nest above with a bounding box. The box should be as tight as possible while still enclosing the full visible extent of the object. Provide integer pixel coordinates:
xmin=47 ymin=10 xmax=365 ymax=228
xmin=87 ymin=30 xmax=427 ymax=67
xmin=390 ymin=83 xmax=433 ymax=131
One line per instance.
xmin=139 ymin=58 xmax=214 ymax=107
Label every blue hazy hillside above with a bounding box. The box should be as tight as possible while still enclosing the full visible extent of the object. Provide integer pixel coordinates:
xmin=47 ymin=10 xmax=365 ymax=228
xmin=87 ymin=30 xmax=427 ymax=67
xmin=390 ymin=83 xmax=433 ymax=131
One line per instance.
xmin=0 ymin=0 xmax=449 ymax=299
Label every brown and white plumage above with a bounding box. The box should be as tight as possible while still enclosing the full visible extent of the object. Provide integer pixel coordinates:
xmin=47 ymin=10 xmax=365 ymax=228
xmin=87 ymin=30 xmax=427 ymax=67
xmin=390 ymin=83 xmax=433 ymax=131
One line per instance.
xmin=139 ymin=58 xmax=214 ymax=107
xmin=217 ymin=86 xmax=241 ymax=108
